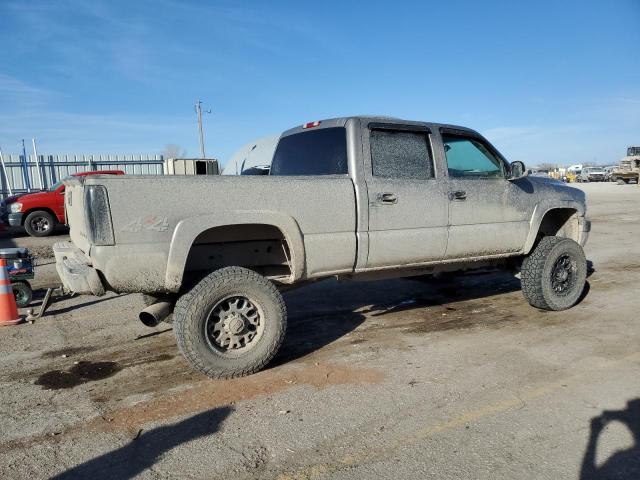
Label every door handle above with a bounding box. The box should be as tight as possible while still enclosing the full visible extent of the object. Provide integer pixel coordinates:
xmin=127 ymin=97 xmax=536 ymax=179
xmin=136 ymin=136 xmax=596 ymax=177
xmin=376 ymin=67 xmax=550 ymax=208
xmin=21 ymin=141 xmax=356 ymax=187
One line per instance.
xmin=449 ymin=190 xmax=467 ymax=201
xmin=378 ymin=192 xmax=398 ymax=204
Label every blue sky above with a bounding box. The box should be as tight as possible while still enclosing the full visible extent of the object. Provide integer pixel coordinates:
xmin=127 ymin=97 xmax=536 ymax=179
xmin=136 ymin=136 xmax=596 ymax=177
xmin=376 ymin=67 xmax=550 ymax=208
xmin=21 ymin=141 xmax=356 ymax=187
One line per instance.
xmin=1 ymin=0 xmax=639 ymax=167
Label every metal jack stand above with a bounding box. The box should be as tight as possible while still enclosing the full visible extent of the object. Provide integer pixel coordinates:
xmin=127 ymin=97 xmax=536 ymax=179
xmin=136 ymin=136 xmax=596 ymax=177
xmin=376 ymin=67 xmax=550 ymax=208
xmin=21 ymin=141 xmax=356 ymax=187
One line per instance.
xmin=25 ymin=286 xmax=65 ymax=323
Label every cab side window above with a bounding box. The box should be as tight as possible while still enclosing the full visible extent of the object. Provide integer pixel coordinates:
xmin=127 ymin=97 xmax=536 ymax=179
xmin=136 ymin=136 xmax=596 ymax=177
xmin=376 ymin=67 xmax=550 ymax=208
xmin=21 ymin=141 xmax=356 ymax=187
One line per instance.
xmin=442 ymin=134 xmax=505 ymax=178
xmin=370 ymin=129 xmax=434 ymax=180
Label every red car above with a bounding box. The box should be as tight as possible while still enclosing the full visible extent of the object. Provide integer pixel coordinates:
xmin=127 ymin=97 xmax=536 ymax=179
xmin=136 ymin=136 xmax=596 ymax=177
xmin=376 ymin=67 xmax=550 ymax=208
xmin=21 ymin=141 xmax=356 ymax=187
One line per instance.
xmin=2 ymin=170 xmax=124 ymax=237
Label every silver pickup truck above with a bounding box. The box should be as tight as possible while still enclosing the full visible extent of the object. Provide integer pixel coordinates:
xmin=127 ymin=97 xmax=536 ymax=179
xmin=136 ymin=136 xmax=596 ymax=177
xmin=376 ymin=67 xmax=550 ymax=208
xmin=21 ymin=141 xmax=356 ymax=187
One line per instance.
xmin=55 ymin=116 xmax=590 ymax=378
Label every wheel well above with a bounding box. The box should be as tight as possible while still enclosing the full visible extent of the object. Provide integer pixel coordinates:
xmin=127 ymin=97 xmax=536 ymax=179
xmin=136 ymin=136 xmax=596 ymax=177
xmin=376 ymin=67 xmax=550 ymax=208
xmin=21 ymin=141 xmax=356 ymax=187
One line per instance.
xmin=184 ymin=224 xmax=292 ymax=284
xmin=537 ymin=208 xmax=579 ymax=243
xmin=21 ymin=207 xmax=57 ymax=225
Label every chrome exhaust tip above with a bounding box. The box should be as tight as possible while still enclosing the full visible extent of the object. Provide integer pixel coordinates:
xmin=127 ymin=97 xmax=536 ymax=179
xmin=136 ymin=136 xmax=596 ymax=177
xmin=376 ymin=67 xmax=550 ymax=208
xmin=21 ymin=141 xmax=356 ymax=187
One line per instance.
xmin=139 ymin=301 xmax=174 ymax=328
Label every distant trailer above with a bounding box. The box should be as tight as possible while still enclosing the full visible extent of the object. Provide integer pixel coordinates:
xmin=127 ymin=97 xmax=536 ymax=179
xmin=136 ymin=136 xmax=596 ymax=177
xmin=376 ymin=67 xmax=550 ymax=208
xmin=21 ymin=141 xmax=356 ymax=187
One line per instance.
xmin=164 ymin=158 xmax=219 ymax=176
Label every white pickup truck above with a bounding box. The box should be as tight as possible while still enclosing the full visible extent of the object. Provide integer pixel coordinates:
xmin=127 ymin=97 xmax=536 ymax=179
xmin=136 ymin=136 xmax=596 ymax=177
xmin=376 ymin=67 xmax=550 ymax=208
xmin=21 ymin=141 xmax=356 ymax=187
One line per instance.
xmin=55 ymin=116 xmax=590 ymax=378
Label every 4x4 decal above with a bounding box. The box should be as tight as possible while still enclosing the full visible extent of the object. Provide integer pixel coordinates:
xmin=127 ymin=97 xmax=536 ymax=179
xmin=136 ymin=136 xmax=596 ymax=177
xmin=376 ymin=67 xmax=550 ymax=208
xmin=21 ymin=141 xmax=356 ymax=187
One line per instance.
xmin=121 ymin=216 xmax=169 ymax=233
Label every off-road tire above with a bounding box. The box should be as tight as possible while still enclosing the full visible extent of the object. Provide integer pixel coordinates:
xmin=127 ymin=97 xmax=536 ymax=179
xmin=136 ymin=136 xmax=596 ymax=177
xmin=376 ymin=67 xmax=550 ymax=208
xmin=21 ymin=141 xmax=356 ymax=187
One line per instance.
xmin=616 ymin=178 xmax=626 ymax=185
xmin=521 ymin=236 xmax=587 ymax=311
xmin=24 ymin=210 xmax=55 ymax=237
xmin=173 ymin=267 xmax=286 ymax=379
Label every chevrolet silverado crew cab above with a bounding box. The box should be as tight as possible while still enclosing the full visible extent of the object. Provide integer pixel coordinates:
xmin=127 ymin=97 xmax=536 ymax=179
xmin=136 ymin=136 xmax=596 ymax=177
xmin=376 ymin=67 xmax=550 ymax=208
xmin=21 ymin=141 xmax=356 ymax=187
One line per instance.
xmin=55 ymin=117 xmax=590 ymax=379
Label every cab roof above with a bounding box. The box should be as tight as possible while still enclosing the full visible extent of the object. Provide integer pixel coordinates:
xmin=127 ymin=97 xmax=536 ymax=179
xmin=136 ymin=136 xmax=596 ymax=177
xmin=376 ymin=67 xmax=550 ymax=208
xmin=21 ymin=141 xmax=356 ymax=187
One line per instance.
xmin=280 ymin=116 xmax=482 ymax=138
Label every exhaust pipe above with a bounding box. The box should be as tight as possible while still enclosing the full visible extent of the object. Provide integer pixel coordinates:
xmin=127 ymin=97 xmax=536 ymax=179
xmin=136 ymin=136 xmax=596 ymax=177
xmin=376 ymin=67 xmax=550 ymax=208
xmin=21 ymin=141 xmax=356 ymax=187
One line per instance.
xmin=139 ymin=301 xmax=174 ymax=327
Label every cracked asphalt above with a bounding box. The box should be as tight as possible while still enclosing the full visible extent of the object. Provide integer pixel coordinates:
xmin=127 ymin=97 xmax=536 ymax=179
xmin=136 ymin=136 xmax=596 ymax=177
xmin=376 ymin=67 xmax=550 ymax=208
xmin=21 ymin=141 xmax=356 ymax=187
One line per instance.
xmin=0 ymin=182 xmax=638 ymax=479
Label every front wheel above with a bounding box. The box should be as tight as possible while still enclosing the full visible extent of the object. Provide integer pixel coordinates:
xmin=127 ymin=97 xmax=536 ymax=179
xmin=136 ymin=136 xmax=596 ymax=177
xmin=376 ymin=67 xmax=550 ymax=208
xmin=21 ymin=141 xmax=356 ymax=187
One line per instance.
xmin=521 ymin=236 xmax=587 ymax=311
xmin=173 ymin=267 xmax=287 ymax=379
xmin=24 ymin=210 xmax=55 ymax=237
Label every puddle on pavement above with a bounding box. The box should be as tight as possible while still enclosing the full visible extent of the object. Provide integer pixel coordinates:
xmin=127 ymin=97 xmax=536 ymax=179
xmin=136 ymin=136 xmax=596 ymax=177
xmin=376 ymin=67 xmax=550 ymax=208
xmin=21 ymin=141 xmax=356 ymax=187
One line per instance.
xmin=35 ymin=361 xmax=121 ymax=390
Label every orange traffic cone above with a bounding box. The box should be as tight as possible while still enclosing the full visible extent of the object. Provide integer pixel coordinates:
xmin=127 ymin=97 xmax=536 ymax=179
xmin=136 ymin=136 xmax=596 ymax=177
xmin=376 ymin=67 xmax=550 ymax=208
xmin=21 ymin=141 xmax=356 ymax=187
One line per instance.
xmin=0 ymin=258 xmax=22 ymax=326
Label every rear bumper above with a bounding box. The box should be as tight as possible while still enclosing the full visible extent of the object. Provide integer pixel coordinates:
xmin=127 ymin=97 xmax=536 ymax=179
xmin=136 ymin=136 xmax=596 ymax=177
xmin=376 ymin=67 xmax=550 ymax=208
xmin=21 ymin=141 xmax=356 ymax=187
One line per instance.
xmin=53 ymin=241 xmax=105 ymax=296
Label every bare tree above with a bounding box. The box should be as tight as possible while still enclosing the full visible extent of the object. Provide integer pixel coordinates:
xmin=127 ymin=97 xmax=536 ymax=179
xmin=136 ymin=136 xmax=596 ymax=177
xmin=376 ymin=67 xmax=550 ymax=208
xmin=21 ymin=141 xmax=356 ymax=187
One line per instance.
xmin=161 ymin=144 xmax=186 ymax=159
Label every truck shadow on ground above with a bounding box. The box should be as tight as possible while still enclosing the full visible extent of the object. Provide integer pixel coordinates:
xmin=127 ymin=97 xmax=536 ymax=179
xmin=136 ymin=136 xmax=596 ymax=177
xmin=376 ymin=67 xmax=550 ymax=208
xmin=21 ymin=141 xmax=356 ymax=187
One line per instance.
xmin=1 ymin=225 xmax=68 ymax=239
xmin=51 ymin=406 xmax=233 ymax=479
xmin=26 ymin=291 xmax=125 ymax=315
xmin=275 ymin=266 xmax=594 ymax=365
xmin=274 ymin=273 xmax=520 ymax=365
xmin=580 ymin=398 xmax=640 ymax=479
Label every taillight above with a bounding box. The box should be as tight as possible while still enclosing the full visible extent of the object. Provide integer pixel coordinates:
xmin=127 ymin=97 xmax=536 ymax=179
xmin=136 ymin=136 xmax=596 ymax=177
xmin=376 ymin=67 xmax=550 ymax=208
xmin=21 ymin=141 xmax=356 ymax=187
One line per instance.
xmin=85 ymin=185 xmax=115 ymax=246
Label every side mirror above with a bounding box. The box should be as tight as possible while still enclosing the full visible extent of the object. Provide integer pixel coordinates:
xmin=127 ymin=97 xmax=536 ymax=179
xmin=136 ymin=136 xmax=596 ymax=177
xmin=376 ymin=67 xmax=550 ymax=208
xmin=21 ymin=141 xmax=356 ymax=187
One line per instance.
xmin=509 ymin=161 xmax=526 ymax=180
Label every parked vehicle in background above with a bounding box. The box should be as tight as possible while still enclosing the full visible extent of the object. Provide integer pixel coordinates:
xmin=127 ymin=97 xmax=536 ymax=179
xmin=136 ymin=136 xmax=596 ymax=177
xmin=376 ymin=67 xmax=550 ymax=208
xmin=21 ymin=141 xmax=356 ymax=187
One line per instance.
xmin=603 ymin=166 xmax=617 ymax=181
xmin=2 ymin=170 xmax=124 ymax=237
xmin=577 ymin=166 xmax=606 ymax=182
xmin=610 ymin=147 xmax=640 ymax=184
xmin=56 ymin=116 xmax=590 ymax=379
xmin=564 ymin=170 xmax=580 ymax=183
xmin=240 ymin=165 xmax=270 ymax=175
xmin=528 ymin=169 xmax=550 ymax=178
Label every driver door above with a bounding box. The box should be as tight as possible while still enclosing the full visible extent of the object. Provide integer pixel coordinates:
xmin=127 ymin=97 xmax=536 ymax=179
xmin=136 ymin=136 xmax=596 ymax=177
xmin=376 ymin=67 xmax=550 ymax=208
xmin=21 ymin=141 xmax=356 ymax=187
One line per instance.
xmin=440 ymin=129 xmax=529 ymax=259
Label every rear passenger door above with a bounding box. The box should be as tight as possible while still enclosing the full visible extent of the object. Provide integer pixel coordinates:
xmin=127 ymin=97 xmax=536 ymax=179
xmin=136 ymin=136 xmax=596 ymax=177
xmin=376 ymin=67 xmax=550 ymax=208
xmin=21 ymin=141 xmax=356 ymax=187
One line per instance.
xmin=363 ymin=123 xmax=449 ymax=268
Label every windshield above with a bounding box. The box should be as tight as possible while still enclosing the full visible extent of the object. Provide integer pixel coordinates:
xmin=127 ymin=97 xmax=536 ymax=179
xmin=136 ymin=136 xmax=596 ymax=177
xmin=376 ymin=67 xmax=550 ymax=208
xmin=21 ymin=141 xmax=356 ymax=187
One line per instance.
xmin=48 ymin=176 xmax=71 ymax=191
xmin=628 ymin=147 xmax=640 ymax=156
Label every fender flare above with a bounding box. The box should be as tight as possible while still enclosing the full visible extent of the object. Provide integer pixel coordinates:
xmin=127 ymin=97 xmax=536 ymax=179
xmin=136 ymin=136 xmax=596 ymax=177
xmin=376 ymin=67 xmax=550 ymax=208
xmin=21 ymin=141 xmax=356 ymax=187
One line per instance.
xmin=164 ymin=210 xmax=305 ymax=292
xmin=523 ymin=201 xmax=585 ymax=254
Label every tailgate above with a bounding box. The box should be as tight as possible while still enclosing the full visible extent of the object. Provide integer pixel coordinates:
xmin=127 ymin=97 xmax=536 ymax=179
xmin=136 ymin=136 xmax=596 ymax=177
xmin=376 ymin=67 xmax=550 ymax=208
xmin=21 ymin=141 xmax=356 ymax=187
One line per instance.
xmin=64 ymin=178 xmax=91 ymax=254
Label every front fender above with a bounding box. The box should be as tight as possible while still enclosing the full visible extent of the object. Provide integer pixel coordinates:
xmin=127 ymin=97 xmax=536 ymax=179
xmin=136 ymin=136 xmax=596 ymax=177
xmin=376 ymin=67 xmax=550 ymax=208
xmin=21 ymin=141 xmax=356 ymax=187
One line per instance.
xmin=164 ymin=210 xmax=305 ymax=292
xmin=524 ymin=200 xmax=586 ymax=254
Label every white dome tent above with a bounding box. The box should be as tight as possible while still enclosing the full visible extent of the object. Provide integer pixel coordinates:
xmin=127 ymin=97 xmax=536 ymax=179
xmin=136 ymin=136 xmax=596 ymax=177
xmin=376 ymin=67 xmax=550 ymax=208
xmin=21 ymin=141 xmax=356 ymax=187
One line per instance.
xmin=222 ymin=135 xmax=279 ymax=175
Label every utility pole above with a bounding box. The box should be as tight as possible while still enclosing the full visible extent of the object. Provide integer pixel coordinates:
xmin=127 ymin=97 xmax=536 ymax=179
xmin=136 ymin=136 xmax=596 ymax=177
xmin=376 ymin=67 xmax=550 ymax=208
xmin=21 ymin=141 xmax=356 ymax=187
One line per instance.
xmin=21 ymin=139 xmax=31 ymax=192
xmin=32 ymin=138 xmax=43 ymax=190
xmin=195 ymin=100 xmax=211 ymax=159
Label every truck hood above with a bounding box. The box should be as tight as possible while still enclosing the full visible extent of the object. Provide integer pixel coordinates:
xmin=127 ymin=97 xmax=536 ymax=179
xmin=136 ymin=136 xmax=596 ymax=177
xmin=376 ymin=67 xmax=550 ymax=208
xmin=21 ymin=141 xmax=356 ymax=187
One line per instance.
xmin=524 ymin=175 xmax=564 ymax=185
xmin=524 ymin=175 xmax=586 ymax=208
xmin=4 ymin=190 xmax=53 ymax=205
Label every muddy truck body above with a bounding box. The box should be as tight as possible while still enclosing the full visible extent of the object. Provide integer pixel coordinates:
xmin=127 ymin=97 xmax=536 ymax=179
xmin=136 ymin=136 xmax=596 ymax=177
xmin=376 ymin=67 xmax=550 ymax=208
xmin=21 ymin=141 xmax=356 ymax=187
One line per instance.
xmin=55 ymin=116 xmax=590 ymax=378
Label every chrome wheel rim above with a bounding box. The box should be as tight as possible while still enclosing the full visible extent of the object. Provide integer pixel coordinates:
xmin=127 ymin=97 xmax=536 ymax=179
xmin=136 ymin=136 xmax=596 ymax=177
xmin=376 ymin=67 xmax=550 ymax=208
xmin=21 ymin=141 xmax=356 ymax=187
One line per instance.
xmin=30 ymin=216 xmax=51 ymax=233
xmin=204 ymin=295 xmax=265 ymax=356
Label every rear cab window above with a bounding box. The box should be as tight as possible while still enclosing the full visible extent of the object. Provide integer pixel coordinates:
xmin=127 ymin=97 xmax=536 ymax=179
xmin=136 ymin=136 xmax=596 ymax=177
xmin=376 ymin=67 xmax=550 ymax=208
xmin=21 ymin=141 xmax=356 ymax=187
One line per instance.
xmin=270 ymin=127 xmax=348 ymax=176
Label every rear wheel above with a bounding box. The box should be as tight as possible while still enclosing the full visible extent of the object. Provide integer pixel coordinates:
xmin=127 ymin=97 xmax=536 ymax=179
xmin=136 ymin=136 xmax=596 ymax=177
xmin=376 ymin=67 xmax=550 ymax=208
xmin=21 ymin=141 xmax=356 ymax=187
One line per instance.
xmin=521 ymin=236 xmax=587 ymax=311
xmin=173 ymin=267 xmax=286 ymax=379
xmin=24 ymin=210 xmax=55 ymax=237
